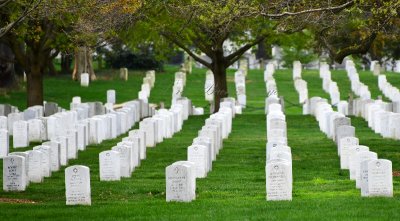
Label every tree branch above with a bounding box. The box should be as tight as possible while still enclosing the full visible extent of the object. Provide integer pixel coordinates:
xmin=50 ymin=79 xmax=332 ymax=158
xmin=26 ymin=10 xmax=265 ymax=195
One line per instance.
xmin=225 ymin=34 xmax=268 ymax=67
xmin=161 ymin=32 xmax=212 ymax=68
xmin=0 ymin=0 xmax=42 ymax=38
xmin=262 ymin=1 xmax=354 ymax=19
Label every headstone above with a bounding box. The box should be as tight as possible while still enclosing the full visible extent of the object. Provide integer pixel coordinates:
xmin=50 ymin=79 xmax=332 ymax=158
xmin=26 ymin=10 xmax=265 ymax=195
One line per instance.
xmin=0 ymin=104 xmax=12 ymax=116
xmin=120 ymin=68 xmax=128 ymax=81
xmin=333 ymin=117 xmax=351 ymax=142
xmin=99 ymin=151 xmax=121 ymax=181
xmin=348 ymin=145 xmax=369 ymax=180
xmin=65 ymin=165 xmax=91 ymax=205
xmin=32 ymin=146 xmax=51 ymax=178
xmin=339 ymin=136 xmax=359 ymax=169
xmin=0 ymin=129 xmax=9 ymax=158
xmin=80 ymin=73 xmax=89 ymax=87
xmin=13 ymin=121 xmax=29 ymax=148
xmin=66 ymin=130 xmax=78 ymax=160
xmin=355 ymin=151 xmax=378 ymax=189
xmin=44 ymin=102 xmax=58 ymax=117
xmin=3 ymin=155 xmax=26 ymax=191
xmin=139 ymin=120 xmax=156 ymax=147
xmin=0 ymin=116 xmax=7 ymax=131
xmin=27 ymin=150 xmax=43 ymax=183
xmin=166 ymin=161 xmax=196 ymax=202
xmin=42 ymin=141 xmax=61 ymax=172
xmin=129 ymin=129 xmax=146 ymax=160
xmin=367 ymin=159 xmax=393 ymax=197
xmin=335 ymin=125 xmax=355 ymax=145
xmin=7 ymin=113 xmax=23 ymax=135
xmin=187 ymin=145 xmax=208 ymax=178
xmin=28 ymin=119 xmax=42 ymax=143
xmin=112 ymin=145 xmax=131 ymax=178
xmin=266 ymin=160 xmax=292 ymax=201
xmin=53 ymin=136 xmax=68 ymax=166
xmin=107 ymin=90 xmax=116 ymax=104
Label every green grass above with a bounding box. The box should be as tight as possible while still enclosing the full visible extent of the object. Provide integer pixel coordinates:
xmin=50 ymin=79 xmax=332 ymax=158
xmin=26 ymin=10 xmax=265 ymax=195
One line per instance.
xmin=0 ymin=66 xmax=400 ymax=220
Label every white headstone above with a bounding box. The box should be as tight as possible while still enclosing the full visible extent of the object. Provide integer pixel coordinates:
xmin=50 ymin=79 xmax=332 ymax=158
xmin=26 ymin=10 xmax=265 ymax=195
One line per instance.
xmin=99 ymin=151 xmax=121 ymax=181
xmin=0 ymin=129 xmax=9 ymax=158
xmin=367 ymin=159 xmax=393 ymax=197
xmin=80 ymin=73 xmax=89 ymax=87
xmin=13 ymin=121 xmax=29 ymax=148
xmin=112 ymin=145 xmax=131 ymax=178
xmin=27 ymin=150 xmax=43 ymax=183
xmin=107 ymin=90 xmax=116 ymax=104
xmin=42 ymin=141 xmax=61 ymax=172
xmin=339 ymin=136 xmax=359 ymax=169
xmin=187 ymin=145 xmax=208 ymax=178
xmin=3 ymin=155 xmax=26 ymax=191
xmin=166 ymin=162 xmax=196 ymax=202
xmin=65 ymin=165 xmax=91 ymax=205
xmin=32 ymin=146 xmax=51 ymax=178
xmin=266 ymin=160 xmax=292 ymax=201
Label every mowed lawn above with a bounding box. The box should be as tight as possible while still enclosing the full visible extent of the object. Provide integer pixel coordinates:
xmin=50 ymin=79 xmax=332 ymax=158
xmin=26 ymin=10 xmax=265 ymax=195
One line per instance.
xmin=0 ymin=66 xmax=399 ymax=220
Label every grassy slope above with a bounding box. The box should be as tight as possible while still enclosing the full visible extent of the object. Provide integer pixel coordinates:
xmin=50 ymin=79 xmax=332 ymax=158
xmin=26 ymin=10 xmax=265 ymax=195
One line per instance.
xmin=0 ymin=67 xmax=399 ymax=220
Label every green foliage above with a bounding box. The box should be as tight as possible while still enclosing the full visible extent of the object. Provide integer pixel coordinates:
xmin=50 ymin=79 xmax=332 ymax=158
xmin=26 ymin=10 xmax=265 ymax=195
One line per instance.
xmin=279 ymin=30 xmax=318 ymax=67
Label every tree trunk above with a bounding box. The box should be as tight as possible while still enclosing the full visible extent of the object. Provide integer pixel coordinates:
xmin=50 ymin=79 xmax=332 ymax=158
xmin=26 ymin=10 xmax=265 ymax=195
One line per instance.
xmin=0 ymin=42 xmax=17 ymax=88
xmin=46 ymin=57 xmax=57 ymax=76
xmin=211 ymin=52 xmax=228 ymax=112
xmin=72 ymin=46 xmax=96 ymax=81
xmin=61 ymin=52 xmax=72 ymax=75
xmin=26 ymin=60 xmax=44 ymax=107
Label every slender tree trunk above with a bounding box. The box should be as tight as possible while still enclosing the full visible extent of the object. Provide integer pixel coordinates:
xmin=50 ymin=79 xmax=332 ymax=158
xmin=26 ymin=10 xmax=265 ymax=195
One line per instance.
xmin=61 ymin=52 xmax=72 ymax=74
xmin=47 ymin=58 xmax=57 ymax=76
xmin=26 ymin=59 xmax=44 ymax=107
xmin=211 ymin=51 xmax=228 ymax=112
xmin=72 ymin=46 xmax=96 ymax=81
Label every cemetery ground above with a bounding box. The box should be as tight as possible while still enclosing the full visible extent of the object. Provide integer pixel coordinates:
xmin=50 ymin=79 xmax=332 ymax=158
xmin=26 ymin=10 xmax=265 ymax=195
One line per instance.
xmin=0 ymin=66 xmax=400 ymax=220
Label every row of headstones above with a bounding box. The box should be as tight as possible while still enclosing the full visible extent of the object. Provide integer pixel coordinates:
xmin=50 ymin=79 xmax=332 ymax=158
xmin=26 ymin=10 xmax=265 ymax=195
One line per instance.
xmin=291 ymin=61 xmax=309 ymax=104
xmin=320 ymin=62 xmax=340 ymax=105
xmin=166 ymin=98 xmax=236 ymax=202
xmin=3 ymin=100 xmax=149 ymax=192
xmin=99 ymin=104 xmax=190 ymax=181
xmin=312 ymin=98 xmax=393 ymax=197
xmin=346 ymin=60 xmax=372 ymax=100
xmin=358 ymin=99 xmax=400 ymax=140
xmin=265 ymin=94 xmax=292 ymax=201
xmin=378 ymin=75 xmax=400 ymax=103
xmin=0 ymin=104 xmax=19 ymax=117
xmin=63 ymin=85 xmax=193 ymax=205
xmin=234 ymin=70 xmax=246 ymax=107
xmin=172 ymin=70 xmax=187 ymax=104
xmin=138 ymin=70 xmax=156 ymax=103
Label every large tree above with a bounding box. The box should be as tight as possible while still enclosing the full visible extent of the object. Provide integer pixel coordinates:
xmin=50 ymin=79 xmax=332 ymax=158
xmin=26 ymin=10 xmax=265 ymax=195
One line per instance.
xmin=315 ymin=0 xmax=400 ymax=63
xmin=123 ymin=0 xmax=354 ymax=111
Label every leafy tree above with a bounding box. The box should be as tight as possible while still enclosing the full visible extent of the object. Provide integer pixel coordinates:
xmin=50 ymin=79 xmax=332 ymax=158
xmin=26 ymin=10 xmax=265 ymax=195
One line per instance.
xmin=315 ymin=0 xmax=400 ymax=63
xmin=123 ymin=0 xmax=354 ymax=111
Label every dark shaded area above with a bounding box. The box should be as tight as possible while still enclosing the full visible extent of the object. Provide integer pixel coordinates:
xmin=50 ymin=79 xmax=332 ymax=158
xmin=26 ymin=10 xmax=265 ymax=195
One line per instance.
xmin=0 ymin=42 xmax=16 ymax=88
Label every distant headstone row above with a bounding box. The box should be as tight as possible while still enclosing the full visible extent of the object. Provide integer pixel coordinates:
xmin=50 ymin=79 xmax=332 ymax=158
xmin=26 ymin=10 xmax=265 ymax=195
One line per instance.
xmin=100 ymin=100 xmax=193 ymax=182
xmin=265 ymin=84 xmax=292 ymax=201
xmin=309 ymin=97 xmax=393 ymax=197
xmin=166 ymin=98 xmax=236 ymax=202
xmin=2 ymin=85 xmax=155 ymax=196
xmin=319 ymin=62 xmax=340 ymax=105
xmin=235 ymin=62 xmax=247 ymax=107
xmin=138 ymin=70 xmax=156 ymax=103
